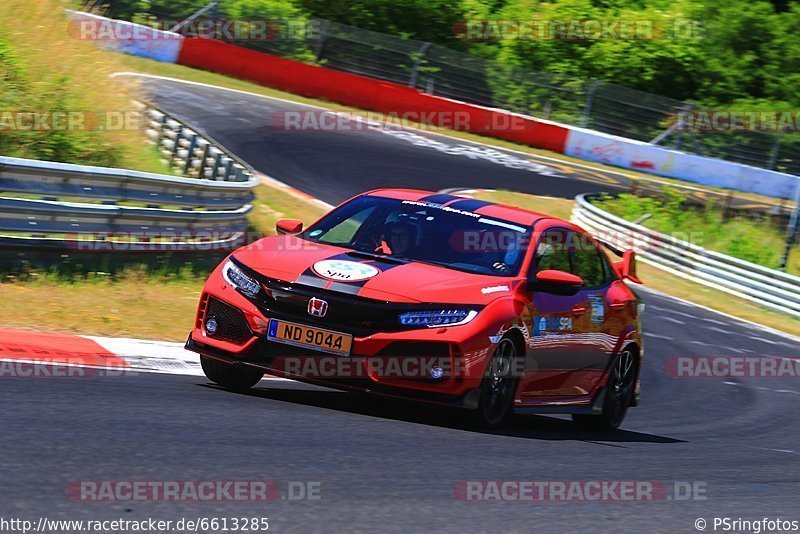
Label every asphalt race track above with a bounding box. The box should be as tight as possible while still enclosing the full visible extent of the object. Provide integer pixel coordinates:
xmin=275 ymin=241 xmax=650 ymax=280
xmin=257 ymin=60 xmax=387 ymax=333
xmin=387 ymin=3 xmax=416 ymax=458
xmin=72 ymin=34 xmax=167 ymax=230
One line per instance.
xmin=138 ymin=76 xmax=789 ymax=215
xmin=1 ymin=77 xmax=799 ymax=533
xmin=142 ymin=78 xmax=623 ymax=206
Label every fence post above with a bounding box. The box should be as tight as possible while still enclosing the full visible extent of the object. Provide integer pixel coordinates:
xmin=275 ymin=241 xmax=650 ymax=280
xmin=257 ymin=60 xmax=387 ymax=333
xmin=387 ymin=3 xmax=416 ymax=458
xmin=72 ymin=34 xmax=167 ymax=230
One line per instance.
xmin=182 ymin=134 xmax=198 ymax=174
xmin=779 ymin=179 xmax=800 ymax=271
xmin=408 ymin=42 xmax=432 ymax=88
xmin=314 ymin=19 xmax=331 ymax=63
xmin=767 ymin=131 xmax=784 ymax=170
xmin=581 ymin=80 xmax=601 ymax=128
xmin=425 ymin=77 xmax=435 ymax=95
xmin=674 ymin=101 xmax=694 ymax=151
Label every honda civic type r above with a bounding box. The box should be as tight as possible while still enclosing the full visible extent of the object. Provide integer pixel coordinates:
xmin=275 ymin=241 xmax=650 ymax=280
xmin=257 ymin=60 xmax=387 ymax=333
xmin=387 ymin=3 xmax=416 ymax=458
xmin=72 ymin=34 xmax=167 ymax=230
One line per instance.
xmin=186 ymin=189 xmax=644 ymax=430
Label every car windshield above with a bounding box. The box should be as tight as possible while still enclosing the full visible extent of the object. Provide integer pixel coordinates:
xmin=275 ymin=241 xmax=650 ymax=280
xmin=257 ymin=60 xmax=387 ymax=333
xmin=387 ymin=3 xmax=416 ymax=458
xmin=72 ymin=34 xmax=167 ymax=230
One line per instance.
xmin=300 ymin=196 xmax=531 ymax=277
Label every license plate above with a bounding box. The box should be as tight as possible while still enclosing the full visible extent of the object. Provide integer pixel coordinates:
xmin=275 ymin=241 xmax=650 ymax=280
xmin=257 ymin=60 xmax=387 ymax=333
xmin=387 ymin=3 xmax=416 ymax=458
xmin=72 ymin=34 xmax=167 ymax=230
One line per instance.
xmin=267 ymin=319 xmax=352 ymax=357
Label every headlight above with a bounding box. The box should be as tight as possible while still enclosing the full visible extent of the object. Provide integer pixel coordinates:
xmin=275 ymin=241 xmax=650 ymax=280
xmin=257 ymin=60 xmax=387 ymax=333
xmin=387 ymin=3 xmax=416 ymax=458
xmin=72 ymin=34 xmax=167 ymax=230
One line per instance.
xmin=222 ymin=259 xmax=261 ymax=297
xmin=398 ymin=309 xmax=478 ymax=328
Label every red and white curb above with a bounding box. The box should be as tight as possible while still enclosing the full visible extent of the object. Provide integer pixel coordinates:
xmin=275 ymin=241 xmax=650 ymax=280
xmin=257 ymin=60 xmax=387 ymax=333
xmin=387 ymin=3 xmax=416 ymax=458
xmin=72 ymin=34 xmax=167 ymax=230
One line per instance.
xmin=0 ymin=329 xmax=287 ymax=380
xmin=85 ymin=335 xmax=205 ymax=376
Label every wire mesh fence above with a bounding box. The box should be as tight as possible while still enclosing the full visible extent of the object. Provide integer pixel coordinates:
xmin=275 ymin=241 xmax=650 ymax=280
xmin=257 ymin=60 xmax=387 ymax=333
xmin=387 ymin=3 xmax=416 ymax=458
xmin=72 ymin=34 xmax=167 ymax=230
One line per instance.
xmin=309 ymin=22 xmax=800 ymax=175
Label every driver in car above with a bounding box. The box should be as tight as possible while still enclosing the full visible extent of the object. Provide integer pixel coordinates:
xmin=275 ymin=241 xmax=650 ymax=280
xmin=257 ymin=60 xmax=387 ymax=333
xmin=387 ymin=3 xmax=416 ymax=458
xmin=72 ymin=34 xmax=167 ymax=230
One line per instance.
xmin=376 ymin=221 xmax=415 ymax=256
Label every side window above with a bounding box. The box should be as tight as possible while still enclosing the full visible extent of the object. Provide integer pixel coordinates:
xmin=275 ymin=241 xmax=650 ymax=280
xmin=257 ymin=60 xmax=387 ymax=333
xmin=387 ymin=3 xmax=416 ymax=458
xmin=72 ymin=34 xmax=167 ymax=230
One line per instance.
xmin=533 ymin=229 xmax=571 ymax=274
xmin=571 ymin=232 xmax=608 ymax=287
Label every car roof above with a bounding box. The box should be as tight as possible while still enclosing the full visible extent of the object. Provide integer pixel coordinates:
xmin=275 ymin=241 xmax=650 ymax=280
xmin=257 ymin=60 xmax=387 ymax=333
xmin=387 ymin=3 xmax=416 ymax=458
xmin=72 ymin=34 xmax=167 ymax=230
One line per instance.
xmin=363 ymin=188 xmax=577 ymax=230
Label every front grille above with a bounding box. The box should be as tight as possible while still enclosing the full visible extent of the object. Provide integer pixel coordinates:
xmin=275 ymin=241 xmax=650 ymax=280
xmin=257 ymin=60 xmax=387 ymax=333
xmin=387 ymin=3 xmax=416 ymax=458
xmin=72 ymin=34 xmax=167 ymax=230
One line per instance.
xmin=234 ymin=262 xmax=419 ymax=337
xmin=206 ymin=297 xmax=253 ymax=344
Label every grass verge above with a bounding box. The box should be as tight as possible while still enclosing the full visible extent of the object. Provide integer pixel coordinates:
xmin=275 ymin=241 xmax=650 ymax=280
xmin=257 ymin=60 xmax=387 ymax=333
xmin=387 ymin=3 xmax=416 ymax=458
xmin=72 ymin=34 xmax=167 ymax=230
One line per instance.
xmin=593 ymin=191 xmax=799 ymax=276
xmin=0 ymin=0 xmax=166 ymax=172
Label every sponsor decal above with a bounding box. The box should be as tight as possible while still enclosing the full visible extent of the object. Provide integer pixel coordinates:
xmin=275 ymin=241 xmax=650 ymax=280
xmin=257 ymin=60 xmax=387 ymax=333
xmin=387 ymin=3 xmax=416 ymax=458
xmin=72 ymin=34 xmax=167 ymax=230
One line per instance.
xmin=588 ymin=296 xmax=605 ymax=324
xmin=532 ymin=316 xmax=573 ymax=336
xmin=401 ymin=200 xmax=482 ymax=218
xmin=312 ymin=260 xmax=380 ymax=283
xmin=481 ymin=285 xmax=510 ymax=295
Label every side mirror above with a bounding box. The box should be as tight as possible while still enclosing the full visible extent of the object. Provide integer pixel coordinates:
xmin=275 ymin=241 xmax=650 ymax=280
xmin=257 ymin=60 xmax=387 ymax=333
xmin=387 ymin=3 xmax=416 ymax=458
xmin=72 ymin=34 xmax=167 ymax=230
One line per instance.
xmin=276 ymin=219 xmax=303 ymax=235
xmin=614 ymin=250 xmax=643 ymax=284
xmin=531 ymin=269 xmax=584 ymax=295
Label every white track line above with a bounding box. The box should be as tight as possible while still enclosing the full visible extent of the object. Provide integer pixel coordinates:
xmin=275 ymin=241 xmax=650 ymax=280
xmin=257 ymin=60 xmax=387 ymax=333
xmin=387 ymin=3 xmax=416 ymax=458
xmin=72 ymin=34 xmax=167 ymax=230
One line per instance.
xmin=638 ymin=285 xmax=800 ymax=344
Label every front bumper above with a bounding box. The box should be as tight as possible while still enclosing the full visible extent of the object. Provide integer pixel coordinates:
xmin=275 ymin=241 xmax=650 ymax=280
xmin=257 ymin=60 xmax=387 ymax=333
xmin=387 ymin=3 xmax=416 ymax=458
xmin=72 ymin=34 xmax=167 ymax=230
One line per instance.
xmin=185 ymin=334 xmax=483 ymax=409
xmin=189 ymin=262 xmax=507 ymax=398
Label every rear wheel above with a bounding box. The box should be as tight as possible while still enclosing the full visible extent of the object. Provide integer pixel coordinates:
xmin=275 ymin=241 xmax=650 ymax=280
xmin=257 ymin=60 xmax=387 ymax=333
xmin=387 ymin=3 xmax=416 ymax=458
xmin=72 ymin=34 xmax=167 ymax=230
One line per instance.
xmin=572 ymin=348 xmax=637 ymax=432
xmin=469 ymin=338 xmax=519 ymax=428
xmin=201 ymin=356 xmax=264 ymax=391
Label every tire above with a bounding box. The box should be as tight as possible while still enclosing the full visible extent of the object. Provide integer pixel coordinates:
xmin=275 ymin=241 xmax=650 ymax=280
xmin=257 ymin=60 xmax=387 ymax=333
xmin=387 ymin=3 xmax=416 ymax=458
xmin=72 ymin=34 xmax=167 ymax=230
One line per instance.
xmin=201 ymin=356 xmax=264 ymax=391
xmin=469 ymin=337 xmax=520 ymax=428
xmin=572 ymin=348 xmax=637 ymax=432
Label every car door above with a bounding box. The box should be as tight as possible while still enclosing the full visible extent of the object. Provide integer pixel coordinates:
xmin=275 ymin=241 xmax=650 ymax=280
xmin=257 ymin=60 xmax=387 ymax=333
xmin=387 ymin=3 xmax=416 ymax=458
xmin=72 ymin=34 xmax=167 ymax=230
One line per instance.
xmin=568 ymin=230 xmax=619 ymax=394
xmin=518 ymin=227 xmax=588 ymax=402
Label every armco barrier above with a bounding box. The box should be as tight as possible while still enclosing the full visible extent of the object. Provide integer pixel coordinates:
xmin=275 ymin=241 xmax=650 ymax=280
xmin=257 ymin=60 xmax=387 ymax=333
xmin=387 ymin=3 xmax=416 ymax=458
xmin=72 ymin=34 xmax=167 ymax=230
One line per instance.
xmin=0 ymin=155 xmax=252 ymax=211
xmin=572 ymin=193 xmax=800 ymax=317
xmin=0 ymin=106 xmax=258 ymax=252
xmin=176 ymin=37 xmax=570 ymax=154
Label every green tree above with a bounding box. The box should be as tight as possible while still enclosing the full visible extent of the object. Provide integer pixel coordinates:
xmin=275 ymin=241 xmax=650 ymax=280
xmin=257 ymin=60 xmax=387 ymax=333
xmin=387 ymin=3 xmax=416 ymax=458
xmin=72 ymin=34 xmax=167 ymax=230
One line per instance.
xmin=296 ymin=0 xmax=468 ymax=46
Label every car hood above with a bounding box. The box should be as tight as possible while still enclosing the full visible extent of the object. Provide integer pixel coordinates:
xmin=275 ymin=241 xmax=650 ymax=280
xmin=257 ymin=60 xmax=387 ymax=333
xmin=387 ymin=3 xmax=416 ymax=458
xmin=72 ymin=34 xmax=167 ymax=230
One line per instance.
xmin=234 ymin=235 xmax=521 ymax=305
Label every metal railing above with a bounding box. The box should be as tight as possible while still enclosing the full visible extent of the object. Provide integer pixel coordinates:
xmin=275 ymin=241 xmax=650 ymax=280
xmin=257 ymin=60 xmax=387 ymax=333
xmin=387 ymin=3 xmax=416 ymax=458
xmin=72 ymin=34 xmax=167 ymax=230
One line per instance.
xmin=0 ymin=105 xmax=258 ymax=252
xmin=572 ymin=193 xmax=800 ymax=317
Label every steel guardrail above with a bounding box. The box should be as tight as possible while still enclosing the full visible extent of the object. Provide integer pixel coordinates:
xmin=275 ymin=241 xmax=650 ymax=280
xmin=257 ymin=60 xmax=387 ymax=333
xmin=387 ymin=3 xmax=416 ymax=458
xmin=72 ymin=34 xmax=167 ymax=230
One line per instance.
xmin=572 ymin=193 xmax=800 ymax=317
xmin=0 ymin=104 xmax=258 ymax=252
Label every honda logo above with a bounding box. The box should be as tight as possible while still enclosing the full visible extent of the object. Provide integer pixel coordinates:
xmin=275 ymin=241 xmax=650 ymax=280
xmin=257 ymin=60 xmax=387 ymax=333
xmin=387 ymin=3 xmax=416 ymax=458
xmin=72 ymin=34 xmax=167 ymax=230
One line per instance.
xmin=307 ymin=297 xmax=329 ymax=317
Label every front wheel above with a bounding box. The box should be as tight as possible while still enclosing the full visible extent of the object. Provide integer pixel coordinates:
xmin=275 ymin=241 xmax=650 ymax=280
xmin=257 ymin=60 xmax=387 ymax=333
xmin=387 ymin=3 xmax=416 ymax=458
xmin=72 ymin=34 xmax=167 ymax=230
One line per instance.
xmin=572 ymin=348 xmax=637 ymax=432
xmin=469 ymin=337 xmax=519 ymax=428
xmin=201 ymin=356 xmax=264 ymax=391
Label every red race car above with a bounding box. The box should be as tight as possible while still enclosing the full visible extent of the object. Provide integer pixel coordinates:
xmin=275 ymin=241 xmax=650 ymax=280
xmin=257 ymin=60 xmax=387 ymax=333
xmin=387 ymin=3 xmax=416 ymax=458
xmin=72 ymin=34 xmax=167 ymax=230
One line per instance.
xmin=186 ymin=189 xmax=644 ymax=430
